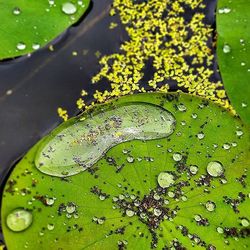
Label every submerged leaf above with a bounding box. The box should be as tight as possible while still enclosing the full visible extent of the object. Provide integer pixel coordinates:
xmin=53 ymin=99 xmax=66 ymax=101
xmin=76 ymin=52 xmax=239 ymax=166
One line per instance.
xmin=1 ymin=93 xmax=250 ymax=249
xmin=0 ymin=0 xmax=90 ymax=59
xmin=217 ymin=0 xmax=250 ymax=125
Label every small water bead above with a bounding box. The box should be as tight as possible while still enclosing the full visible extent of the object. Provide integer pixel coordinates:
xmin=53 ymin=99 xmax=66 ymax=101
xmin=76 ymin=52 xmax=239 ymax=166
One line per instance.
xmin=153 ymin=193 xmax=161 ymax=200
xmin=194 ymin=214 xmax=201 ymax=222
xmin=45 ymin=197 xmax=55 ymax=206
xmin=17 ymin=42 xmax=26 ymax=51
xmin=241 ymin=62 xmax=246 ymax=67
xmin=231 ymin=142 xmax=237 ymax=147
xmin=6 ymin=209 xmax=32 ymax=232
xmin=66 ymin=203 xmax=76 ymax=214
xmin=223 ymin=44 xmax=231 ymax=53
xmin=236 ymin=130 xmax=244 ymax=136
xmin=157 ymin=172 xmax=175 ymax=188
xmin=173 ymin=153 xmax=182 ymax=162
xmin=223 ymin=143 xmax=231 ymax=150
xmin=99 ymin=195 xmax=106 ymax=201
xmin=47 ymin=223 xmax=54 ymax=231
xmin=241 ymin=218 xmax=249 ymax=227
xmin=217 ymin=227 xmax=224 ymax=234
xmin=32 ymin=43 xmax=40 ymax=50
xmin=189 ymin=165 xmax=199 ymax=175
xmin=205 ymin=201 xmax=216 ymax=212
xmin=62 ymin=2 xmax=77 ymax=15
xmin=218 ymin=7 xmax=231 ymax=14
xmin=126 ymin=156 xmax=134 ymax=163
xmin=197 ymin=132 xmax=205 ymax=140
xmin=153 ymin=208 xmax=162 ymax=216
xmin=180 ymin=121 xmax=186 ymax=126
xmin=191 ymin=113 xmax=198 ymax=119
xmin=168 ymin=191 xmax=175 ymax=198
xmin=13 ymin=7 xmax=21 ymax=15
xmin=241 ymin=102 xmax=247 ymax=108
xmin=126 ymin=209 xmax=135 ymax=217
xmin=177 ymin=103 xmax=187 ymax=112
xmin=207 ymin=161 xmax=224 ymax=177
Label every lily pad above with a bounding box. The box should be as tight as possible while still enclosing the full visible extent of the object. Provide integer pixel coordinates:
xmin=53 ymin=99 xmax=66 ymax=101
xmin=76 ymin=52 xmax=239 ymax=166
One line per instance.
xmin=1 ymin=93 xmax=250 ymax=249
xmin=0 ymin=0 xmax=90 ymax=60
xmin=217 ymin=0 xmax=250 ymax=125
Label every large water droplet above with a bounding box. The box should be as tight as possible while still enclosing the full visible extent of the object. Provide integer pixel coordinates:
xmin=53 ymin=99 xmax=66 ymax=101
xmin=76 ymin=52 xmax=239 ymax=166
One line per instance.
xmin=207 ymin=161 xmax=224 ymax=177
xmin=16 ymin=42 xmax=26 ymax=51
xmin=62 ymin=2 xmax=77 ymax=15
xmin=6 ymin=209 xmax=32 ymax=232
xmin=157 ymin=172 xmax=175 ymax=188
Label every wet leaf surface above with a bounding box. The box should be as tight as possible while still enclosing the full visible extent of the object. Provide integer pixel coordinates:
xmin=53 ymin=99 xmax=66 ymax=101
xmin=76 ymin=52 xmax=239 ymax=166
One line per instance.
xmin=0 ymin=0 xmax=90 ymax=59
xmin=2 ymin=93 xmax=250 ymax=249
xmin=217 ymin=0 xmax=250 ymax=125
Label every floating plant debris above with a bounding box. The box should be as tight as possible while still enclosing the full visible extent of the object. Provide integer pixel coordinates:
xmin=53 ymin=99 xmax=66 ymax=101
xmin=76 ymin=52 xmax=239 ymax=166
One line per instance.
xmin=0 ymin=0 xmax=90 ymax=59
xmin=1 ymin=93 xmax=250 ymax=249
xmin=35 ymin=103 xmax=176 ymax=177
xmin=217 ymin=0 xmax=250 ymax=125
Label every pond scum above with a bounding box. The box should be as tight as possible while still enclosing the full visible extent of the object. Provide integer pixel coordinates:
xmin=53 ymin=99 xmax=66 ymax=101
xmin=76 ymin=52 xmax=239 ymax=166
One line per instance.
xmin=58 ymin=0 xmax=232 ymax=121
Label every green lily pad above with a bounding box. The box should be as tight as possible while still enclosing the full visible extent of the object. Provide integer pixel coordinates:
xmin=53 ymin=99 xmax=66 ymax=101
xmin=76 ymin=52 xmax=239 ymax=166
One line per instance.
xmin=1 ymin=93 xmax=250 ymax=249
xmin=217 ymin=0 xmax=250 ymax=125
xmin=0 ymin=0 xmax=90 ymax=60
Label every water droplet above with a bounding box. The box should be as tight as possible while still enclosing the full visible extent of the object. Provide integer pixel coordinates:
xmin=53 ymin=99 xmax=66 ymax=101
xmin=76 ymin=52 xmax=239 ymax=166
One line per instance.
xmin=191 ymin=113 xmax=198 ymax=119
xmin=32 ymin=43 xmax=40 ymax=50
xmin=168 ymin=191 xmax=175 ymax=198
xmin=66 ymin=203 xmax=76 ymax=214
xmin=197 ymin=132 xmax=205 ymax=140
xmin=153 ymin=208 xmax=162 ymax=216
xmin=205 ymin=201 xmax=216 ymax=212
xmin=189 ymin=165 xmax=198 ymax=175
xmin=126 ymin=210 xmax=135 ymax=217
xmin=207 ymin=161 xmax=224 ymax=177
xmin=47 ymin=223 xmax=54 ymax=231
xmin=177 ymin=103 xmax=187 ymax=112
xmin=217 ymin=227 xmax=224 ymax=234
xmin=62 ymin=2 xmax=77 ymax=15
xmin=236 ymin=130 xmax=244 ymax=136
xmin=173 ymin=153 xmax=182 ymax=162
xmin=13 ymin=7 xmax=21 ymax=15
xmin=218 ymin=7 xmax=231 ymax=14
xmin=241 ymin=102 xmax=247 ymax=108
xmin=223 ymin=143 xmax=231 ymax=150
xmin=223 ymin=44 xmax=231 ymax=53
xmin=241 ymin=218 xmax=249 ymax=227
xmin=6 ymin=209 xmax=32 ymax=232
xmin=181 ymin=121 xmax=186 ymax=126
xmin=126 ymin=156 xmax=134 ymax=163
xmin=157 ymin=172 xmax=175 ymax=188
xmin=241 ymin=62 xmax=246 ymax=66
xmin=194 ymin=214 xmax=201 ymax=222
xmin=45 ymin=197 xmax=55 ymax=206
xmin=153 ymin=193 xmax=161 ymax=200
xmin=16 ymin=42 xmax=26 ymax=51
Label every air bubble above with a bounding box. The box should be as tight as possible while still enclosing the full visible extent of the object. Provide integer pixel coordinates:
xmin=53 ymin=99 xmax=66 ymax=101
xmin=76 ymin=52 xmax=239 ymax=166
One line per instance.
xmin=207 ymin=161 xmax=224 ymax=177
xmin=6 ymin=209 xmax=32 ymax=232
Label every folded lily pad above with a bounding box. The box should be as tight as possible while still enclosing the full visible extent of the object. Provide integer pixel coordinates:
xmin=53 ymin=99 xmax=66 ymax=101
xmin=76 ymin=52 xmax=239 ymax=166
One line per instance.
xmin=0 ymin=0 xmax=90 ymax=60
xmin=217 ymin=0 xmax=250 ymax=125
xmin=1 ymin=93 xmax=250 ymax=249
